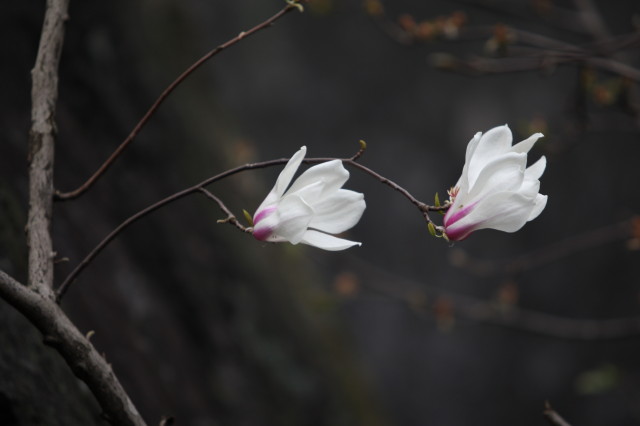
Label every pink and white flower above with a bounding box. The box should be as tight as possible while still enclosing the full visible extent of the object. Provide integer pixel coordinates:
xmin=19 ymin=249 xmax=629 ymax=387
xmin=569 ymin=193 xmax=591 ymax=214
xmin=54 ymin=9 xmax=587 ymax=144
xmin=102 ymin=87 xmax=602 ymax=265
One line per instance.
xmin=252 ymin=146 xmax=366 ymax=251
xmin=443 ymin=125 xmax=547 ymax=241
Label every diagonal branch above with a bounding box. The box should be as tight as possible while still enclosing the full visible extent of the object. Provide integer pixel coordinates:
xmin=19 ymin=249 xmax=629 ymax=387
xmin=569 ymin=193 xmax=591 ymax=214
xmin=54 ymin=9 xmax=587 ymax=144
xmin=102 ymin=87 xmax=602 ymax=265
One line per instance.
xmin=54 ymin=3 xmax=299 ymax=201
xmin=0 ymin=269 xmax=147 ymax=426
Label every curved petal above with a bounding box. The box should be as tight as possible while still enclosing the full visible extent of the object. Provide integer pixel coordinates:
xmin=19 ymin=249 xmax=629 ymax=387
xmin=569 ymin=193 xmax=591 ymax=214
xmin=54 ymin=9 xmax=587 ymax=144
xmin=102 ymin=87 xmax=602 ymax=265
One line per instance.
xmin=527 ymin=193 xmax=548 ymax=221
xmin=518 ymin=179 xmax=540 ymax=199
xmin=273 ymin=146 xmax=307 ymax=198
xmin=464 ymin=132 xmax=483 ymax=167
xmin=466 ymin=152 xmax=527 ymax=201
xmin=511 ymin=133 xmax=543 ymax=154
xmin=517 ymin=156 xmax=546 ymax=197
xmin=473 ymin=192 xmax=540 ymax=232
xmin=446 ymin=191 xmax=539 ymax=238
xmin=272 ymin=194 xmax=314 ymax=244
xmin=254 ymin=146 xmax=307 ymax=218
xmin=308 ymin=189 xmax=366 ymax=234
xmin=286 ymin=160 xmax=349 ymax=199
xmin=300 ymin=230 xmax=361 ymax=251
xmin=467 ymin=125 xmax=513 ymax=185
xmin=524 ymin=156 xmax=546 ymax=181
xmin=287 ymin=180 xmax=324 ymax=208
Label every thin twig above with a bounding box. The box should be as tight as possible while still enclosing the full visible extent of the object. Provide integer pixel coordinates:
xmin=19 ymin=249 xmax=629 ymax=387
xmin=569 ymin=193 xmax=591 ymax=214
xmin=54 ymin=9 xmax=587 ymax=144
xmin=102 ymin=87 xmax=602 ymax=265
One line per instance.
xmin=54 ymin=3 xmax=299 ymax=201
xmin=56 ymin=150 xmax=444 ymax=301
xmin=198 ymin=187 xmax=251 ymax=232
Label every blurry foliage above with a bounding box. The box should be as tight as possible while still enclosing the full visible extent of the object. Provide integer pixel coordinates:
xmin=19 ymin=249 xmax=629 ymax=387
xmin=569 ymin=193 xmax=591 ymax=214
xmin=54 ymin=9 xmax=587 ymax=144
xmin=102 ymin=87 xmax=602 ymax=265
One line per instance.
xmin=575 ymin=363 xmax=621 ymax=395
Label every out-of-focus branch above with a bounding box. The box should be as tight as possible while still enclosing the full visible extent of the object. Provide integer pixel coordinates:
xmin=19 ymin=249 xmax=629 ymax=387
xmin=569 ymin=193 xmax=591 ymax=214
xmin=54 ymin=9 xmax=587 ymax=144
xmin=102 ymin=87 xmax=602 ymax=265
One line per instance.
xmin=448 ymin=0 xmax=591 ymax=35
xmin=572 ymin=0 xmax=610 ymax=40
xmin=366 ymin=1 xmax=640 ymax=81
xmin=344 ymin=252 xmax=640 ymax=340
xmin=449 ymin=217 xmax=635 ymax=278
xmin=54 ymin=2 xmax=301 ymax=201
xmin=0 ymin=270 xmax=147 ymax=426
xmin=56 ymin=147 xmax=447 ymax=300
xmin=28 ymin=0 xmax=70 ymax=300
xmin=432 ymin=49 xmax=640 ymax=82
xmin=544 ymin=401 xmax=572 ymax=426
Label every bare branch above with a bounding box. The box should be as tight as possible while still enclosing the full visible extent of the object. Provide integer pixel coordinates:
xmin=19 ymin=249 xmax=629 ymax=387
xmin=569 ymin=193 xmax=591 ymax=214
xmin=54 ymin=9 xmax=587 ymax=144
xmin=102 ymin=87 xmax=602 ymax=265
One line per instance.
xmin=349 ymin=255 xmax=640 ymax=340
xmin=0 ymin=270 xmax=147 ymax=426
xmin=56 ymin=149 xmax=446 ymax=300
xmin=54 ymin=3 xmax=299 ymax=201
xmin=24 ymin=1 xmax=147 ymax=423
xmin=28 ymin=0 xmax=70 ymax=299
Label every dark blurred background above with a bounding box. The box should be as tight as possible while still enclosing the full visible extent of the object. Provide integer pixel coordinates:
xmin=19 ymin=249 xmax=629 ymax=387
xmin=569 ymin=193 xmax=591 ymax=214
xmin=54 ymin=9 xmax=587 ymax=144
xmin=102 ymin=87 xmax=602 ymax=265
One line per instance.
xmin=2 ymin=0 xmax=640 ymax=425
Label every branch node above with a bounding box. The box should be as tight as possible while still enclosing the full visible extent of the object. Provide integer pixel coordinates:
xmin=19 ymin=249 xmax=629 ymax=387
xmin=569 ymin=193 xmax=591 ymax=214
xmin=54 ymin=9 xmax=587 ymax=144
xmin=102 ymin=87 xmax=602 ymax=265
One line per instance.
xmin=216 ymin=216 xmax=236 ymax=224
xmin=350 ymin=139 xmax=367 ymax=161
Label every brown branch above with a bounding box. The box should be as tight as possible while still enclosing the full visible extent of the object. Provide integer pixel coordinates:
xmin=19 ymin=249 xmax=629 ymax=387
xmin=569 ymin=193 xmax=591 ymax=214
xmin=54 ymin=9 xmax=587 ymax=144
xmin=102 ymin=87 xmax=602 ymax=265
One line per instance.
xmin=28 ymin=0 xmax=70 ymax=299
xmin=544 ymin=401 xmax=572 ymax=426
xmin=54 ymin=3 xmax=299 ymax=201
xmin=56 ymin=149 xmax=444 ymax=301
xmin=0 ymin=270 xmax=147 ymax=426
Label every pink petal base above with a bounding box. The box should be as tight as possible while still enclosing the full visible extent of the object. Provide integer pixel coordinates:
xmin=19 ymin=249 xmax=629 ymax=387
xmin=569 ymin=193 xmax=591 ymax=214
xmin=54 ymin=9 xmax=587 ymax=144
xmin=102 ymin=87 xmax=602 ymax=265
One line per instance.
xmin=444 ymin=202 xmax=479 ymax=241
xmin=253 ymin=226 xmax=274 ymax=241
xmin=253 ymin=206 xmax=276 ymax=225
xmin=444 ymin=223 xmax=477 ymax=241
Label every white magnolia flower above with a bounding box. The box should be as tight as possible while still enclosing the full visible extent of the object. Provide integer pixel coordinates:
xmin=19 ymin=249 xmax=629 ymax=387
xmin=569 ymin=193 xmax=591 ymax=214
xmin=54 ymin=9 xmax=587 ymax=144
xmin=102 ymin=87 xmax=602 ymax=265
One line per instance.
xmin=252 ymin=146 xmax=366 ymax=251
xmin=443 ymin=125 xmax=547 ymax=241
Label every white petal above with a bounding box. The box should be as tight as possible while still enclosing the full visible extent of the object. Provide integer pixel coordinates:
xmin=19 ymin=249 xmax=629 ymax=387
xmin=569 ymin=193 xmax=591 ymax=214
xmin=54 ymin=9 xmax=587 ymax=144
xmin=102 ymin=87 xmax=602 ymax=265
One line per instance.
xmin=308 ymin=189 xmax=366 ymax=234
xmin=518 ymin=156 xmax=546 ymax=197
xmin=467 ymin=125 xmax=513 ymax=185
xmin=285 ymin=160 xmax=348 ymax=199
xmin=451 ymin=191 xmax=539 ymax=234
xmin=272 ymin=194 xmax=314 ymax=244
xmin=464 ymin=132 xmax=483 ymax=166
xmin=273 ymin=146 xmax=307 ymax=198
xmin=511 ymin=133 xmax=544 ymax=154
xmin=466 ymin=152 xmax=527 ymax=201
xmin=524 ymin=156 xmax=546 ymax=181
xmin=287 ymin=180 xmax=324 ymax=208
xmin=518 ymin=179 xmax=540 ymax=199
xmin=527 ymin=193 xmax=548 ymax=221
xmin=300 ymin=229 xmax=361 ymax=251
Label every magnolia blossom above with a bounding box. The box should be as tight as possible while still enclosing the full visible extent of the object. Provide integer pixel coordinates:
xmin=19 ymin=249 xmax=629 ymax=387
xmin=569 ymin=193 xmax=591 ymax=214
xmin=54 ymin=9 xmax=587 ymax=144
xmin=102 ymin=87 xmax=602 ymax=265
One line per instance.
xmin=252 ymin=146 xmax=366 ymax=251
xmin=443 ymin=125 xmax=547 ymax=241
